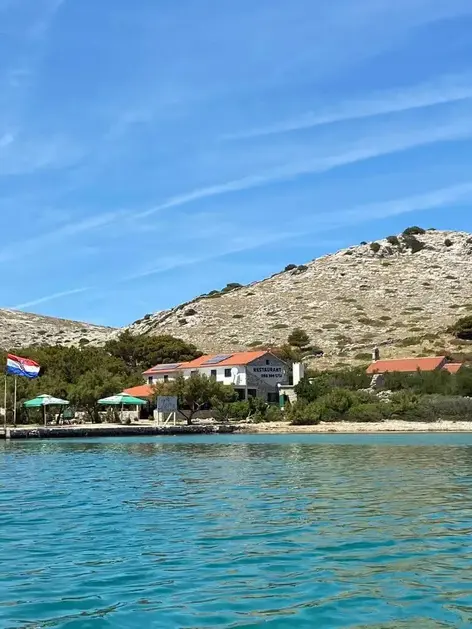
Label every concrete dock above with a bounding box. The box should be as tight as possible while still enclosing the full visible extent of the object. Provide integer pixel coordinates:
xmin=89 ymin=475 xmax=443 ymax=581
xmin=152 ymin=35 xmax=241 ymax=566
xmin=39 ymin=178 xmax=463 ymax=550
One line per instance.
xmin=0 ymin=423 xmax=236 ymax=440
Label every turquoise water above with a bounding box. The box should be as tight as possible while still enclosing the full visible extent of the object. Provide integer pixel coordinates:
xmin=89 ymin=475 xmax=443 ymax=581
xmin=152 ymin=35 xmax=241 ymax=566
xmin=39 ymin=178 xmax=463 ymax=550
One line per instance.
xmin=2 ymin=435 xmax=472 ymax=628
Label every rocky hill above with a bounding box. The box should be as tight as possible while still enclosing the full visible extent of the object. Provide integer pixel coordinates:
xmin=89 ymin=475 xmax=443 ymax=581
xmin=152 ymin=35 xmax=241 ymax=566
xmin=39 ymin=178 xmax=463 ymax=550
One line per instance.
xmin=0 ymin=309 xmax=113 ymax=349
xmin=126 ymin=228 xmax=472 ymax=367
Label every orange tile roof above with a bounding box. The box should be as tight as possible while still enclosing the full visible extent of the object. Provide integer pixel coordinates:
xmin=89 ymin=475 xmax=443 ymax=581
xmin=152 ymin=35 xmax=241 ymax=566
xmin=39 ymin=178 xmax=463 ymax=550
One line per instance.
xmin=183 ymin=351 xmax=269 ymax=369
xmin=366 ymin=356 xmax=447 ymax=374
xmin=144 ymin=350 xmax=273 ymax=375
xmin=443 ymin=363 xmax=463 ymax=374
xmin=123 ymin=384 xmax=154 ymax=398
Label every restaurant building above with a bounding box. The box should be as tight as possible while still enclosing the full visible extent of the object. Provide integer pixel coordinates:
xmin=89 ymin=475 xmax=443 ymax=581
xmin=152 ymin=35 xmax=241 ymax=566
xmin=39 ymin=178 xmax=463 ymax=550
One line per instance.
xmin=141 ymin=350 xmax=289 ymax=403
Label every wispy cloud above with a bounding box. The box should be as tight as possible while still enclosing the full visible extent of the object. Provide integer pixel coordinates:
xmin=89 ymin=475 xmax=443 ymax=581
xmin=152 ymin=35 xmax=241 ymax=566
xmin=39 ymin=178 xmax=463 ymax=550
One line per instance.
xmin=318 ymin=181 xmax=472 ymax=228
xmin=11 ymin=286 xmax=89 ymax=311
xmin=125 ymin=229 xmax=305 ymax=280
xmin=131 ymin=180 xmax=472 ymax=279
xmin=0 ymin=210 xmax=123 ymax=264
xmin=224 ymin=75 xmax=472 ymax=140
xmin=138 ymin=119 xmax=472 ymax=218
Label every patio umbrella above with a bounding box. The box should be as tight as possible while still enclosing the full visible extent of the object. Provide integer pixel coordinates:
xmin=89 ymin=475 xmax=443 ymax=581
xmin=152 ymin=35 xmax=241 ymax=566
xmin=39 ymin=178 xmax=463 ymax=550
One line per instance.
xmin=24 ymin=394 xmax=70 ymax=427
xmin=97 ymin=393 xmax=146 ymax=423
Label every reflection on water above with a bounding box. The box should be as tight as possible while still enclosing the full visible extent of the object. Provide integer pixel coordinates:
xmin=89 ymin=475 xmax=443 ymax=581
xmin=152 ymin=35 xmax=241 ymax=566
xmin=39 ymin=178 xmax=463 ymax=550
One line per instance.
xmin=1 ymin=434 xmax=472 ymax=628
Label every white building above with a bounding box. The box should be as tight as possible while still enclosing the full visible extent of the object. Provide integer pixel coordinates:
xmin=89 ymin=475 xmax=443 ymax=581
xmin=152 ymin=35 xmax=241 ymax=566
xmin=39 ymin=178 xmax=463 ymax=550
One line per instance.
xmin=143 ymin=350 xmax=289 ymax=403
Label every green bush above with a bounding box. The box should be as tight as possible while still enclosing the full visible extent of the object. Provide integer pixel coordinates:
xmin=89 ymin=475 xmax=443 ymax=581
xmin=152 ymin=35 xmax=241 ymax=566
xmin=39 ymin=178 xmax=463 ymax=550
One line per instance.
xmin=284 ymin=264 xmax=297 ymax=272
xmin=287 ymin=400 xmax=321 ymax=425
xmin=370 ymin=242 xmax=381 ymax=253
xmin=402 ymin=235 xmax=425 ymax=253
xmin=386 ymin=235 xmax=400 ymax=246
xmin=288 ymin=327 xmax=310 ymax=348
xmin=346 ymin=403 xmax=387 ymax=422
xmin=444 ymin=239 xmax=453 ymax=247
xmin=403 ymin=226 xmax=426 ymax=236
xmin=449 ymin=315 xmax=472 ymax=341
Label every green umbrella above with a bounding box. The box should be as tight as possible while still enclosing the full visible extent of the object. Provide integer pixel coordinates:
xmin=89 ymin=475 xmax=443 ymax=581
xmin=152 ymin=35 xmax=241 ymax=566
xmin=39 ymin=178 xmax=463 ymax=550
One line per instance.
xmin=98 ymin=393 xmax=146 ymax=423
xmin=24 ymin=394 xmax=70 ymax=427
xmin=97 ymin=394 xmax=147 ymax=406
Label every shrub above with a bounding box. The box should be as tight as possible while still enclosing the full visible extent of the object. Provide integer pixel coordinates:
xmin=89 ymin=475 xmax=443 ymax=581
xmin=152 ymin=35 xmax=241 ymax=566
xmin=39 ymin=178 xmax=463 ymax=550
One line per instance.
xmin=355 ymin=352 xmax=373 ymax=361
xmin=287 ymin=400 xmax=322 ymax=425
xmin=184 ymin=308 xmax=197 ymax=316
xmin=288 ymin=328 xmax=310 ymax=348
xmin=360 ymin=241 xmax=368 ymax=245
xmin=370 ymin=242 xmax=381 ymax=253
xmin=284 ymin=264 xmax=297 ymax=272
xmin=178 ymin=318 xmax=188 ymax=326
xmin=346 ymin=403 xmax=387 ymax=422
xmin=418 ymin=395 xmax=472 ymax=420
xmin=321 ymin=388 xmax=354 ymax=414
xmin=386 ymin=235 xmax=400 ymax=246
xmin=449 ymin=316 xmax=472 ymax=341
xmin=403 ymin=226 xmax=426 ymax=236
xmin=273 ymin=323 xmax=289 ymax=329
xmin=444 ymin=238 xmax=453 ymax=247
xmin=232 ymin=314 xmax=244 ymax=319
xmin=402 ymin=235 xmax=425 ymax=253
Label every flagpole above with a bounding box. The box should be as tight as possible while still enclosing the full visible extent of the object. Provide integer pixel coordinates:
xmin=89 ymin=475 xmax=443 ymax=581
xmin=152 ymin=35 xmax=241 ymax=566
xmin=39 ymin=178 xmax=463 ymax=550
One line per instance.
xmin=13 ymin=376 xmax=17 ymax=427
xmin=3 ymin=374 xmax=7 ymax=430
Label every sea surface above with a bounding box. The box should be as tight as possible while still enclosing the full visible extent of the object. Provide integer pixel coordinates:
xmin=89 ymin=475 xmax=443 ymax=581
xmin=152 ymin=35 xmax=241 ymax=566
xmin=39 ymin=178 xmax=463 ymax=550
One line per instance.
xmin=1 ymin=434 xmax=472 ymax=628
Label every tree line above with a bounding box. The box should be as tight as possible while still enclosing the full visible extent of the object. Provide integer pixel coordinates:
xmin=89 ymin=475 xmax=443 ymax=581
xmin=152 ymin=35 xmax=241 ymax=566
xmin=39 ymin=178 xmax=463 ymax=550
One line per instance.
xmin=288 ymin=366 xmax=472 ymax=425
xmin=4 ymin=332 xmax=202 ymax=424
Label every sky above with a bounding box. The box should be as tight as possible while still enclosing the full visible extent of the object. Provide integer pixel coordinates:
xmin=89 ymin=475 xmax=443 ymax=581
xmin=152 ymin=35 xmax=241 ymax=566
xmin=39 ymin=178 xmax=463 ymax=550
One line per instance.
xmin=2 ymin=0 xmax=472 ymax=327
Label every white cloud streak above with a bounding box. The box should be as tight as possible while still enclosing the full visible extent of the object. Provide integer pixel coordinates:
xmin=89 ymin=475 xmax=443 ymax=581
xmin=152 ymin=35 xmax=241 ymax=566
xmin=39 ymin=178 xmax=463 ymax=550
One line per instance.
xmin=138 ymin=120 xmax=472 ymax=218
xmin=0 ymin=211 xmax=123 ymax=264
xmin=224 ymin=75 xmax=472 ymax=140
xmin=11 ymin=287 xmax=89 ymax=310
xmin=131 ymin=181 xmax=472 ymax=278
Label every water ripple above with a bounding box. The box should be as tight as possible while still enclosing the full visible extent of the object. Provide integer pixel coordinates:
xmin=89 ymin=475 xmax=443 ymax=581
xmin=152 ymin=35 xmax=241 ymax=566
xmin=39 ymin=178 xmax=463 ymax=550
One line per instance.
xmin=1 ymin=434 xmax=472 ymax=627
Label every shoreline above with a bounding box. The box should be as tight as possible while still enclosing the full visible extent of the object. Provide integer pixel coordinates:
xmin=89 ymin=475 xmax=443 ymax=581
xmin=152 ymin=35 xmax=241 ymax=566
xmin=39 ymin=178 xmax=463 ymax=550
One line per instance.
xmin=2 ymin=419 xmax=472 ymax=439
xmin=237 ymin=420 xmax=472 ymax=434
xmin=0 ymin=423 xmax=235 ymax=440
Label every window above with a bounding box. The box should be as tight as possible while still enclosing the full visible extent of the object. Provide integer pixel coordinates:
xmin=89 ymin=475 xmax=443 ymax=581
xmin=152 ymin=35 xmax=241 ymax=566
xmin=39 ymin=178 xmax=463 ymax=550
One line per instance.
xmin=224 ymin=368 xmax=232 ymax=378
xmin=266 ymin=359 xmax=270 ymax=365
xmin=147 ymin=376 xmax=153 ymax=385
xmin=163 ymin=375 xmax=169 ymax=383
xmin=235 ymin=388 xmax=246 ymax=400
xmin=210 ymin=369 xmax=217 ymax=379
xmin=248 ymin=389 xmax=257 ymax=398
xmin=191 ymin=370 xmax=197 ymax=376
xmin=267 ymin=392 xmax=279 ymax=404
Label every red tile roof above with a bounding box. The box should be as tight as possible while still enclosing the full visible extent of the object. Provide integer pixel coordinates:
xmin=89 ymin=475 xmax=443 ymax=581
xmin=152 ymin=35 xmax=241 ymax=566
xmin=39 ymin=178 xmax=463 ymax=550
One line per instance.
xmin=144 ymin=350 xmax=273 ymax=375
xmin=366 ymin=356 xmax=447 ymax=374
xmin=123 ymin=384 xmax=154 ymax=398
xmin=443 ymin=363 xmax=463 ymax=374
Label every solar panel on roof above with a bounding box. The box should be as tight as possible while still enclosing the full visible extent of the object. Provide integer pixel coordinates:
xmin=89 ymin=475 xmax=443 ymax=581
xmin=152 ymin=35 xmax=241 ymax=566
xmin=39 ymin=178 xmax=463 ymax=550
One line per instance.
xmin=203 ymin=354 xmax=233 ymax=365
xmin=151 ymin=363 xmax=181 ymax=371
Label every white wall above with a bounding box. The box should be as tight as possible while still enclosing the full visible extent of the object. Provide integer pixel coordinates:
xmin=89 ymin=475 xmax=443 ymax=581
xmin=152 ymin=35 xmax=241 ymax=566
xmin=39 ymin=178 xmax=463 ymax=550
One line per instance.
xmin=148 ymin=366 xmax=247 ymax=386
xmin=182 ymin=365 xmax=247 ymax=386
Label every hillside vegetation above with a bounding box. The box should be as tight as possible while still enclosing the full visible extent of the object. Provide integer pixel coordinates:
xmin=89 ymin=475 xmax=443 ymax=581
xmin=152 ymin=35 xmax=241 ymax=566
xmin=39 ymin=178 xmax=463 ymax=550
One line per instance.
xmin=2 ymin=228 xmax=472 ymax=368
xmin=127 ymin=228 xmax=472 ymax=367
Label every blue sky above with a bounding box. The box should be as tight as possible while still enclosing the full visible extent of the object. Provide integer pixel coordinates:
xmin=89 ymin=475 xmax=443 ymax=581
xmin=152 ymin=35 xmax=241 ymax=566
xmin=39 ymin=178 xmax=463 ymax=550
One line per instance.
xmin=2 ymin=0 xmax=472 ymax=327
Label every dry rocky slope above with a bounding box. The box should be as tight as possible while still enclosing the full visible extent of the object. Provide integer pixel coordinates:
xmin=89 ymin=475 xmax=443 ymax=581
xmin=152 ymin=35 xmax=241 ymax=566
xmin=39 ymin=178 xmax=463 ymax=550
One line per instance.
xmin=127 ymin=229 xmax=472 ymax=367
xmin=0 ymin=309 xmax=113 ymax=349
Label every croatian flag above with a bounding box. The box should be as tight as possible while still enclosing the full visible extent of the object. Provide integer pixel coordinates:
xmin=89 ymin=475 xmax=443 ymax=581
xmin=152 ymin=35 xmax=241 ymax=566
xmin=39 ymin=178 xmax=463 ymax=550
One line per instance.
xmin=6 ymin=354 xmax=40 ymax=379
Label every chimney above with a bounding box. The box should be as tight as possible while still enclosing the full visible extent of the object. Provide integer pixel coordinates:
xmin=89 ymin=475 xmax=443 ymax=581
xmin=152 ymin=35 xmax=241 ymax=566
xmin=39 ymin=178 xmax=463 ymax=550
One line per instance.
xmin=372 ymin=347 xmax=380 ymax=362
xmin=292 ymin=362 xmax=305 ymax=386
